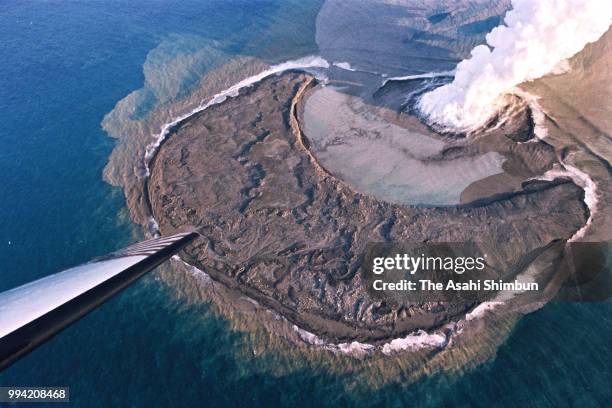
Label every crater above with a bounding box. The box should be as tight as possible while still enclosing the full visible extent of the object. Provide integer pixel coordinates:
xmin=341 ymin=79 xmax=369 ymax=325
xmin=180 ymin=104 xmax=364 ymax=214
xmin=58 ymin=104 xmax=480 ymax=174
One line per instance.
xmin=146 ymin=71 xmax=588 ymax=344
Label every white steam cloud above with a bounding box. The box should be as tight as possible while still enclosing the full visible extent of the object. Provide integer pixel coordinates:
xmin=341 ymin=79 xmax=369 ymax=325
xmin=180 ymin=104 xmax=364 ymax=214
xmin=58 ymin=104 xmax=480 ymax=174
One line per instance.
xmin=418 ymin=0 xmax=612 ymax=131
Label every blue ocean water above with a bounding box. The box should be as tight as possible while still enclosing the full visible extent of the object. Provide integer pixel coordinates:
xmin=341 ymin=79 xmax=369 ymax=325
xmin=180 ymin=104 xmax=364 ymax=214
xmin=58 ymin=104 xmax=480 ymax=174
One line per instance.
xmin=0 ymin=1 xmax=610 ymax=407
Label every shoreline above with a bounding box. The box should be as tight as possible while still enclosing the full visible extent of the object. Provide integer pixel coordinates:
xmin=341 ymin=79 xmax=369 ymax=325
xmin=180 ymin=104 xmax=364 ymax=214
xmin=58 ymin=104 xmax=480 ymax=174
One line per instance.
xmin=141 ymin=65 xmax=589 ymax=356
xmin=141 ymin=70 xmax=460 ymax=356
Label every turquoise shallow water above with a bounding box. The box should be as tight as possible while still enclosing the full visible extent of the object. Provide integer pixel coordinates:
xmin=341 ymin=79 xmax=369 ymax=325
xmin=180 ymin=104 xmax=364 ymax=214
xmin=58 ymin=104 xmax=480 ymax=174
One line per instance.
xmin=0 ymin=1 xmax=610 ymax=406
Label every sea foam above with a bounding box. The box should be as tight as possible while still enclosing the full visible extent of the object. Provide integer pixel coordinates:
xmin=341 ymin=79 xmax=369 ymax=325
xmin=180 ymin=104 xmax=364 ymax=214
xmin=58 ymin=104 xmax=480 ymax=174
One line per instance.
xmin=143 ymin=55 xmax=330 ymax=178
xmin=535 ymin=164 xmax=598 ymax=241
xmin=382 ymin=70 xmax=455 ymax=86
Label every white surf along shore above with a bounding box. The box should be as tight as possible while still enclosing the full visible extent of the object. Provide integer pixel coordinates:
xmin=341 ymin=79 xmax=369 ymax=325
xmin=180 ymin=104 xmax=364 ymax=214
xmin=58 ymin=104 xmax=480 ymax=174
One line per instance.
xmin=140 ymin=56 xmax=460 ymax=356
xmin=142 ymin=55 xmax=330 ymax=181
xmin=139 ymin=48 xmax=598 ymax=356
xmin=514 ymin=89 xmax=598 ymax=242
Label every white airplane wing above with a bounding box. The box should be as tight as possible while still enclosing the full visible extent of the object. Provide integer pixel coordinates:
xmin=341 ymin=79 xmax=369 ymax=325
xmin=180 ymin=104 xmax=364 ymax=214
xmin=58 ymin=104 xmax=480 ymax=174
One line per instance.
xmin=0 ymin=231 xmax=198 ymax=370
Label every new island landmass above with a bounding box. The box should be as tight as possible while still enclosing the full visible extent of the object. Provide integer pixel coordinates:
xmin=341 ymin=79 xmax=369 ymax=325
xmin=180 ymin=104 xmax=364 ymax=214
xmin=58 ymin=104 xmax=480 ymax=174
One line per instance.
xmin=105 ymin=0 xmax=611 ymax=362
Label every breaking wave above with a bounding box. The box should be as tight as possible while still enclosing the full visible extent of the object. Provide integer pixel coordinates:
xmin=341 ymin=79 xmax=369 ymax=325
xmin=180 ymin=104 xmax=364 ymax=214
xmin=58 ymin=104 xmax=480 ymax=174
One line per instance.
xmin=143 ymin=55 xmax=330 ymax=180
xmin=382 ymin=70 xmax=455 ymax=86
xmin=536 ymin=164 xmax=597 ymax=242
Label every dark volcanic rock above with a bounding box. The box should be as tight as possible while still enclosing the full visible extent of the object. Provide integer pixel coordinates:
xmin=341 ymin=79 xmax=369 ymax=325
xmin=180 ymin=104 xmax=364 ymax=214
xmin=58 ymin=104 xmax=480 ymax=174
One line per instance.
xmin=148 ymin=72 xmax=587 ymax=343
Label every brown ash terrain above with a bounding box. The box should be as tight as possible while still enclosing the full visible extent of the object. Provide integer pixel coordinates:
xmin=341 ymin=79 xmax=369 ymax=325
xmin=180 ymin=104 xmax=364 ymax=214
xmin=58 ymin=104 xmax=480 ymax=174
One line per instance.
xmin=146 ymin=71 xmax=588 ymax=344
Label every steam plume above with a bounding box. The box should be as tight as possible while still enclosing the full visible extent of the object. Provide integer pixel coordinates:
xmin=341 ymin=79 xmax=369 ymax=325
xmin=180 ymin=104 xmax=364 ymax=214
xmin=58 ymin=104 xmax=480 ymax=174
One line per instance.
xmin=418 ymin=0 xmax=612 ymax=131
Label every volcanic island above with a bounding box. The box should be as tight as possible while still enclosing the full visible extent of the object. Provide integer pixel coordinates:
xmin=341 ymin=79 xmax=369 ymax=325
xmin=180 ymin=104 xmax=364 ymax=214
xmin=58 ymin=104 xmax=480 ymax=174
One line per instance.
xmin=143 ymin=71 xmax=588 ymax=345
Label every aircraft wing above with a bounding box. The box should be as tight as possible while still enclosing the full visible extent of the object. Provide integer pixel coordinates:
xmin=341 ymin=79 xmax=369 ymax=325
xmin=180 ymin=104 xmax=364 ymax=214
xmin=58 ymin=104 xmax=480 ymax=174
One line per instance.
xmin=0 ymin=231 xmax=198 ymax=371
